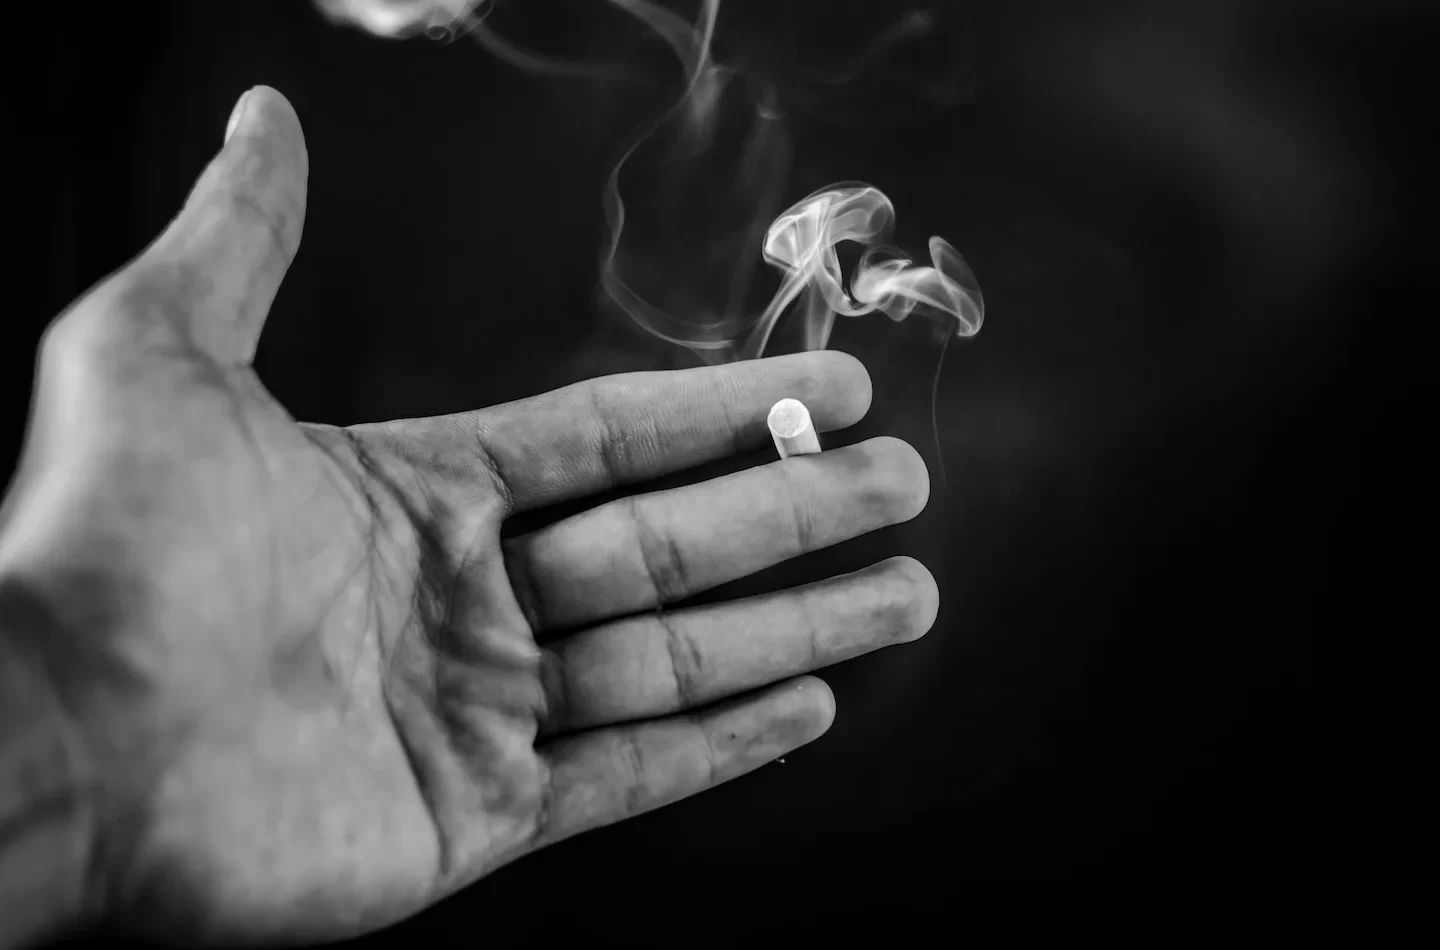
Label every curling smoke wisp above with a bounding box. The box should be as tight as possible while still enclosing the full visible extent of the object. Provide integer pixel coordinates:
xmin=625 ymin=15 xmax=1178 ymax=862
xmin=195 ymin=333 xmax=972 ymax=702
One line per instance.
xmin=751 ymin=184 xmax=984 ymax=358
xmin=314 ymin=0 xmax=485 ymax=37
xmin=597 ymin=0 xmax=984 ymax=363
xmin=315 ymin=0 xmax=984 ymax=363
xmin=315 ymin=0 xmax=986 ymax=482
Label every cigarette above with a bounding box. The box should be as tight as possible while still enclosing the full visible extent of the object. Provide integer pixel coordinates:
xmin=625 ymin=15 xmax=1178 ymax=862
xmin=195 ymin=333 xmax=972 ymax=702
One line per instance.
xmin=768 ymin=398 xmax=822 ymax=459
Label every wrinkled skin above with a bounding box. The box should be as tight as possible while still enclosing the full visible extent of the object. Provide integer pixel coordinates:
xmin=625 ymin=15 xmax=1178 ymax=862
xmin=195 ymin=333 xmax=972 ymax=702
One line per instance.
xmin=0 ymin=87 xmax=938 ymax=945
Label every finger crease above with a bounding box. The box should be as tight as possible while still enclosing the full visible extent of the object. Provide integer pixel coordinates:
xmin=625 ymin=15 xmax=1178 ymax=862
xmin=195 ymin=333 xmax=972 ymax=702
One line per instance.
xmin=538 ymin=646 xmax=571 ymax=734
xmin=794 ymin=588 xmax=824 ymax=670
xmin=229 ymin=192 xmax=296 ymax=266
xmin=719 ymin=376 xmax=752 ymax=458
xmin=532 ymin=757 xmax=557 ymax=847
xmin=628 ymin=496 xmax=689 ymax=604
xmin=619 ymin=731 xmax=647 ymax=818
xmin=469 ymin=431 xmax=516 ymax=517
xmin=694 ymin=719 xmax=721 ymax=788
xmin=782 ymin=466 xmax=818 ymax=555
xmin=588 ymin=386 xmax=627 ymax=489
xmin=656 ymin=609 xmax=704 ymax=709
xmin=502 ymin=538 xmax=545 ymax=634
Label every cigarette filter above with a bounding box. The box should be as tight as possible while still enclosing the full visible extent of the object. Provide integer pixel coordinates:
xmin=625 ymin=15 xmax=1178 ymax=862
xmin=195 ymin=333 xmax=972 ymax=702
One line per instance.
xmin=768 ymin=398 xmax=822 ymax=459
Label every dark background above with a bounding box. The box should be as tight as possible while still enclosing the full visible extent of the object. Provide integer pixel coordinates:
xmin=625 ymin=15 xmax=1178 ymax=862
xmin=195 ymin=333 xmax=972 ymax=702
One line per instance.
xmin=10 ymin=0 xmax=1423 ymax=943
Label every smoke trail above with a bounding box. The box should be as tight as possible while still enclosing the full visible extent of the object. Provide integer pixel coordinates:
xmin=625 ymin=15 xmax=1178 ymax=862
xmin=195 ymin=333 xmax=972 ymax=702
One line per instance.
xmin=313 ymin=0 xmax=487 ymax=37
xmin=748 ymin=183 xmax=983 ymax=487
xmin=744 ymin=183 xmax=983 ymax=358
xmin=598 ymin=0 xmax=792 ymax=364
xmin=315 ymin=0 xmax=987 ymax=483
xmin=596 ymin=2 xmax=984 ymax=484
xmin=597 ymin=2 xmax=984 ymax=355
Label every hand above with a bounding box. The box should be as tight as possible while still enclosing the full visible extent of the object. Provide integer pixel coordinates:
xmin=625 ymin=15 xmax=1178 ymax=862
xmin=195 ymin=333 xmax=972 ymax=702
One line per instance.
xmin=0 ymin=86 xmax=937 ymax=945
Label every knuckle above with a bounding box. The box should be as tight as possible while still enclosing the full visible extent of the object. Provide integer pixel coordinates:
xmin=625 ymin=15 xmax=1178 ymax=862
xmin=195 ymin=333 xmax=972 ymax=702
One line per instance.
xmin=38 ymin=307 xmax=88 ymax=365
xmin=40 ymin=272 xmax=172 ymax=367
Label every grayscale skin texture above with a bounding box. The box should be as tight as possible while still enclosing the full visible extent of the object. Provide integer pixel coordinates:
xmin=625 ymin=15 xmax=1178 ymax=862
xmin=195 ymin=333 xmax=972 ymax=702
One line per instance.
xmin=0 ymin=86 xmax=937 ymax=946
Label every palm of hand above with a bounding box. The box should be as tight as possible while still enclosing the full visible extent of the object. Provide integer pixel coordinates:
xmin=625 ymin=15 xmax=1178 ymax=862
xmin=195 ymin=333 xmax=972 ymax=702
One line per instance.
xmin=2 ymin=87 xmax=939 ymax=944
xmin=77 ymin=367 xmax=547 ymax=938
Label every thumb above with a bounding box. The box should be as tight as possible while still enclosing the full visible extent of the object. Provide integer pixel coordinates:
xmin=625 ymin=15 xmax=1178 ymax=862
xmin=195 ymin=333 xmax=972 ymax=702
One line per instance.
xmin=137 ymin=85 xmax=309 ymax=365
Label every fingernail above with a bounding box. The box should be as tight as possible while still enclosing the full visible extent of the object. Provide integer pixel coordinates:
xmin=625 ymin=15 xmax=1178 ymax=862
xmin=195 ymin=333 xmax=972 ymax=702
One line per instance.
xmin=224 ymin=89 xmax=253 ymax=145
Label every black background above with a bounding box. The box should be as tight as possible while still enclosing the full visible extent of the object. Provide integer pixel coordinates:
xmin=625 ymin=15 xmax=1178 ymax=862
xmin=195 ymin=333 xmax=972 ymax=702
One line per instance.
xmin=9 ymin=0 xmax=1423 ymax=944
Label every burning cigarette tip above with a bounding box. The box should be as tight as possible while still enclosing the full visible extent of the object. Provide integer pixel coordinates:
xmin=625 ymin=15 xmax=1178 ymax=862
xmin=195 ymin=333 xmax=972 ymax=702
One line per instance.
xmin=768 ymin=398 xmax=821 ymax=459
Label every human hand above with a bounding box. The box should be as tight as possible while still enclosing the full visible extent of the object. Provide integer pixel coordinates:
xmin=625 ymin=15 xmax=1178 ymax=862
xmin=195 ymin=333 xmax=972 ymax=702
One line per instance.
xmin=0 ymin=86 xmax=937 ymax=945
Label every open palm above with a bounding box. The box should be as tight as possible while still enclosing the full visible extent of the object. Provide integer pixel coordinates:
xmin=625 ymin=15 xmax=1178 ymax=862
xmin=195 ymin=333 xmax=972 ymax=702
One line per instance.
xmin=0 ymin=87 xmax=937 ymax=944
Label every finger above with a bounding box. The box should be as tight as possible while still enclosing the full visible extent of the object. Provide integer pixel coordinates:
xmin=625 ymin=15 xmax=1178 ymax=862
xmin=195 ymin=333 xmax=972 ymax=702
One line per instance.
xmin=535 ymin=676 xmax=833 ymax=848
xmin=506 ymin=435 xmax=929 ymax=632
xmin=537 ymin=556 xmax=936 ymax=735
xmin=378 ymin=350 xmax=872 ymax=516
xmin=114 ymin=86 xmax=308 ymax=365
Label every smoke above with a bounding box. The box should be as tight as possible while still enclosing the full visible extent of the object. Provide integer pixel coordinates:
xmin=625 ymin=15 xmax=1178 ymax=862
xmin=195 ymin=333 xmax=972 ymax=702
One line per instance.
xmin=597 ymin=0 xmax=984 ymax=366
xmin=597 ymin=0 xmax=789 ymax=363
xmin=314 ymin=0 xmax=986 ymax=480
xmin=752 ymin=184 xmax=984 ymax=358
xmin=313 ymin=0 xmax=486 ymax=38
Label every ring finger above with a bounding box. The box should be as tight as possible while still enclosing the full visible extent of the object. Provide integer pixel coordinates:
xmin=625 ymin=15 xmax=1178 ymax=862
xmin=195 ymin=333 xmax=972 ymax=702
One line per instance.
xmin=536 ymin=555 xmax=938 ymax=736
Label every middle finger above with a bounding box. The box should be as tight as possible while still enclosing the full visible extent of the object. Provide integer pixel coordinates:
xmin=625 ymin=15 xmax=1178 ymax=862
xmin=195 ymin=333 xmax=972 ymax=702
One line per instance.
xmin=503 ymin=435 xmax=930 ymax=633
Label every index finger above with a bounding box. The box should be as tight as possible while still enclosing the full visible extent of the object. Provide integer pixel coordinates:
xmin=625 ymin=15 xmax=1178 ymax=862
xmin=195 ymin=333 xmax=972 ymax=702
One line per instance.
xmin=388 ymin=350 xmax=873 ymax=515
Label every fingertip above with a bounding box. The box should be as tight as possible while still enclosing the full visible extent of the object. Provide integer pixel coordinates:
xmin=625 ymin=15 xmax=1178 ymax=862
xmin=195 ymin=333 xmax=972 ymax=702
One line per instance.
xmin=224 ymin=89 xmax=253 ymax=144
xmin=236 ymin=87 xmax=306 ymax=159
xmin=754 ymin=349 xmax=871 ymax=432
xmin=887 ymin=555 xmax=941 ymax=641
xmin=788 ymin=675 xmax=837 ymax=739
xmin=224 ymin=85 xmax=308 ymax=176
xmin=212 ymin=83 xmax=309 ymax=262
xmin=246 ymin=85 xmax=302 ymax=128
xmin=826 ymin=349 xmax=873 ymax=427
xmin=736 ymin=676 xmax=836 ymax=760
xmin=886 ymin=436 xmax=932 ymax=521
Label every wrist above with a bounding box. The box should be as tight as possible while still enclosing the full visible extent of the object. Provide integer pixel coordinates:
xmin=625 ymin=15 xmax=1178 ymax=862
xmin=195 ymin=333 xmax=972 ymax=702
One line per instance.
xmin=0 ymin=573 xmax=99 ymax=948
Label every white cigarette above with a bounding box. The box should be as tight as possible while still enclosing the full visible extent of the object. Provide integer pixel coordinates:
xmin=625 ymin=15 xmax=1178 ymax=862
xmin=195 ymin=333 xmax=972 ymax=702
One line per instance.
xmin=768 ymin=398 xmax=822 ymax=459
